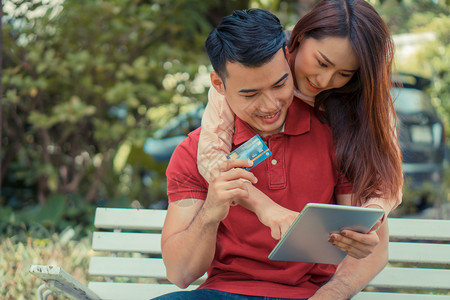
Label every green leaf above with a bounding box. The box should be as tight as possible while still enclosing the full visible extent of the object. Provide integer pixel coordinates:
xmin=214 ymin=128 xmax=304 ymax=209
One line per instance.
xmin=36 ymin=194 xmax=67 ymax=227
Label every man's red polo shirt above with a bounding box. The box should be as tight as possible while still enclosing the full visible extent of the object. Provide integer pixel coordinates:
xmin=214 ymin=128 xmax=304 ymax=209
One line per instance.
xmin=166 ymin=98 xmax=353 ymax=299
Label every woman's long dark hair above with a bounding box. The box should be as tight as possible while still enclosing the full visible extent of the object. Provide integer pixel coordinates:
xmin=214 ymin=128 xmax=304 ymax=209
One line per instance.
xmin=289 ymin=0 xmax=403 ymax=206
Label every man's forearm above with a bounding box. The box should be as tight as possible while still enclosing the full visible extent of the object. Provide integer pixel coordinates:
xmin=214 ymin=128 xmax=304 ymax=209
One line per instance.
xmin=311 ymin=221 xmax=389 ymax=299
xmin=162 ymin=201 xmax=220 ymax=288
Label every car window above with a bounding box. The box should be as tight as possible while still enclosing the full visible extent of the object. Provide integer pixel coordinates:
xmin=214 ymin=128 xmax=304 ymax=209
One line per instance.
xmin=153 ymin=106 xmax=204 ymax=139
xmin=392 ymin=87 xmax=435 ymax=114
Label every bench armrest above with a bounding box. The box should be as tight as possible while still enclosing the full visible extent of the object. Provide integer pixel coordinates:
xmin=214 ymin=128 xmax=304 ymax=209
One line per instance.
xmin=29 ymin=265 xmax=101 ymax=300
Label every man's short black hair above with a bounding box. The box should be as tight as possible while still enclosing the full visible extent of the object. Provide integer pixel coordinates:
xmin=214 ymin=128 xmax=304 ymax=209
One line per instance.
xmin=205 ymin=9 xmax=286 ymax=81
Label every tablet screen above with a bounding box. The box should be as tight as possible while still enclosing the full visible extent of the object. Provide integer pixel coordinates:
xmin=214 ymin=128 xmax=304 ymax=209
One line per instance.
xmin=268 ymin=203 xmax=384 ymax=264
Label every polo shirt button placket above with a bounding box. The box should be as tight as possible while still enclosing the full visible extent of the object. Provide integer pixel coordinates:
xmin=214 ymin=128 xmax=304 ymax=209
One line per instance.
xmin=267 ymin=135 xmax=286 ymax=189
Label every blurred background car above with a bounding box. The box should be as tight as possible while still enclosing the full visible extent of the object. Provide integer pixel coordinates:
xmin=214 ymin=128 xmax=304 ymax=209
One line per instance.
xmin=392 ymin=73 xmax=447 ymax=211
xmin=143 ymin=105 xmax=204 ymax=162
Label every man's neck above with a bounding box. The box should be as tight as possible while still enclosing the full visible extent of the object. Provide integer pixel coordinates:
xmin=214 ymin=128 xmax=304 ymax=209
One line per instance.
xmin=255 ymin=122 xmax=286 ymax=138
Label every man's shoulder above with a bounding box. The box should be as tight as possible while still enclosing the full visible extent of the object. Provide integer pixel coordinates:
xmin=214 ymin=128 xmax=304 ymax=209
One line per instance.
xmin=183 ymin=127 xmax=201 ymax=145
xmin=171 ymin=127 xmax=201 ymax=159
xmin=166 ymin=127 xmax=201 ymax=179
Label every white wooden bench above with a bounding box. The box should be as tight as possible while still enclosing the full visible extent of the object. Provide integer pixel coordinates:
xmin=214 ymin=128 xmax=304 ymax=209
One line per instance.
xmin=30 ymin=207 xmax=450 ymax=300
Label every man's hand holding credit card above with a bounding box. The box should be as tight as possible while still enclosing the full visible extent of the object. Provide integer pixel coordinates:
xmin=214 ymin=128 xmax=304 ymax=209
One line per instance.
xmin=227 ymin=134 xmax=272 ymax=170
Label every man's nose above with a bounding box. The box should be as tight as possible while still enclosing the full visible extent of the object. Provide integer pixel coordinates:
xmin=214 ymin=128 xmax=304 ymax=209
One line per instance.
xmin=260 ymin=92 xmax=279 ymax=112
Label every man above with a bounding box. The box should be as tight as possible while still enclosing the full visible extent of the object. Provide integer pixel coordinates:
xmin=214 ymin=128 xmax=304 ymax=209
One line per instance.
xmin=156 ymin=9 xmax=388 ymax=300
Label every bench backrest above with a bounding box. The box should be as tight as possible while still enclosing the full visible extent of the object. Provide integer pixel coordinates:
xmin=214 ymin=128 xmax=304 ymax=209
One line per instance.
xmin=370 ymin=218 xmax=450 ymax=295
xmin=88 ymin=208 xmax=450 ymax=299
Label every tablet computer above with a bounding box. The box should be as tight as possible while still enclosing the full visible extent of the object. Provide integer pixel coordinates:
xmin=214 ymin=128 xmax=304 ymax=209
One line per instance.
xmin=268 ymin=203 xmax=384 ymax=265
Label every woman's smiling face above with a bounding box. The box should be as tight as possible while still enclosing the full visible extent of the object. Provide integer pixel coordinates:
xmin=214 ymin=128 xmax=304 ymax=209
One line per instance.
xmin=294 ymin=36 xmax=360 ymax=98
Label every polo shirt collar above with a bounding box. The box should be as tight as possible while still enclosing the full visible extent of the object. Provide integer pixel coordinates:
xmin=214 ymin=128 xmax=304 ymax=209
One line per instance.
xmin=233 ymin=96 xmax=311 ymax=145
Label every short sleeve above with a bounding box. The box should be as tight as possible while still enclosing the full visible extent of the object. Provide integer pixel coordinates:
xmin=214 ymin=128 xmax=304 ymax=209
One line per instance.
xmin=167 ymin=131 xmax=208 ymax=203
xmin=334 ymin=172 xmax=353 ymax=195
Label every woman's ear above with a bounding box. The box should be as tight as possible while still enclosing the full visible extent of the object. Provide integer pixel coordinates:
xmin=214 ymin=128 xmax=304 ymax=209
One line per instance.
xmin=285 ymin=46 xmax=290 ymax=61
xmin=210 ymin=72 xmax=225 ymax=95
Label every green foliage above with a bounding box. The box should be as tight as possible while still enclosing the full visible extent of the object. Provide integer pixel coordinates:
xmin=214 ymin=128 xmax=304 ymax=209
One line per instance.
xmin=2 ymin=0 xmax=218 ymax=209
xmin=0 ymin=193 xmax=99 ymax=239
xmin=374 ymin=0 xmax=450 ymax=34
xmin=416 ymin=15 xmax=450 ymax=140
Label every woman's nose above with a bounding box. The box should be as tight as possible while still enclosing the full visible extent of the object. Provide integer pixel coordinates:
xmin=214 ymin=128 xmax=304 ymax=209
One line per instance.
xmin=317 ymin=71 xmax=334 ymax=89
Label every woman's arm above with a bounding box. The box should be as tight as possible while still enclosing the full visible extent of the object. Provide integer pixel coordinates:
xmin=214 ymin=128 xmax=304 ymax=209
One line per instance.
xmin=363 ymin=187 xmax=403 ymax=217
xmin=311 ymin=219 xmax=389 ymax=299
xmin=197 ymin=87 xmax=235 ymax=180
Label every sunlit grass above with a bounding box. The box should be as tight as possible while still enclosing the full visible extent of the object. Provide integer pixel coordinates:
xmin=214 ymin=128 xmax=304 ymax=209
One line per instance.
xmin=1 ymin=232 xmax=91 ymax=300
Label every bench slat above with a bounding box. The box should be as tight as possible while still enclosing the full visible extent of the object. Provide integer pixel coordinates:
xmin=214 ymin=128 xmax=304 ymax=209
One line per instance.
xmin=368 ymin=267 xmax=450 ymax=290
xmin=89 ymin=257 xmax=167 ymax=278
xmin=92 ymin=232 xmax=161 ymax=254
xmin=388 ymin=218 xmax=450 ymax=241
xmin=389 ymin=242 xmax=450 ymax=264
xmin=89 ymin=257 xmax=208 ymax=281
xmin=94 ymin=211 xmax=450 ymax=241
xmin=88 ymin=282 xmax=199 ymax=300
xmin=94 ymin=212 xmax=450 ymax=241
xmin=94 ymin=208 xmax=166 ymax=230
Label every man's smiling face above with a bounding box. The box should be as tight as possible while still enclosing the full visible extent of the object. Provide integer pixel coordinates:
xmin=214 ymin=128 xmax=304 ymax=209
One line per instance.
xmin=211 ymin=48 xmax=294 ymax=138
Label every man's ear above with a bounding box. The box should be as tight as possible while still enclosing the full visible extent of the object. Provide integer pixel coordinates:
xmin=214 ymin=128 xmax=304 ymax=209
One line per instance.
xmin=210 ymin=72 xmax=225 ymax=95
xmin=285 ymin=46 xmax=290 ymax=61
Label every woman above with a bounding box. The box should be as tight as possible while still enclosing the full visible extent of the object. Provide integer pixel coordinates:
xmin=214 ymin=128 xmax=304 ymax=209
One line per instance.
xmin=197 ymin=0 xmax=403 ymax=258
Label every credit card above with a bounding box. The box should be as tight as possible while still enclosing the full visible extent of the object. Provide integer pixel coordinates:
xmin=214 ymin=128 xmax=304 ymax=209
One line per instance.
xmin=226 ymin=134 xmax=272 ymax=170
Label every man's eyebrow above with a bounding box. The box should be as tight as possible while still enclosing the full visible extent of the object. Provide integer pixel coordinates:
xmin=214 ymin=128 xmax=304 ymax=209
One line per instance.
xmin=273 ymin=73 xmax=289 ymax=86
xmin=238 ymin=73 xmax=289 ymax=93
xmin=318 ymin=51 xmax=358 ymax=73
